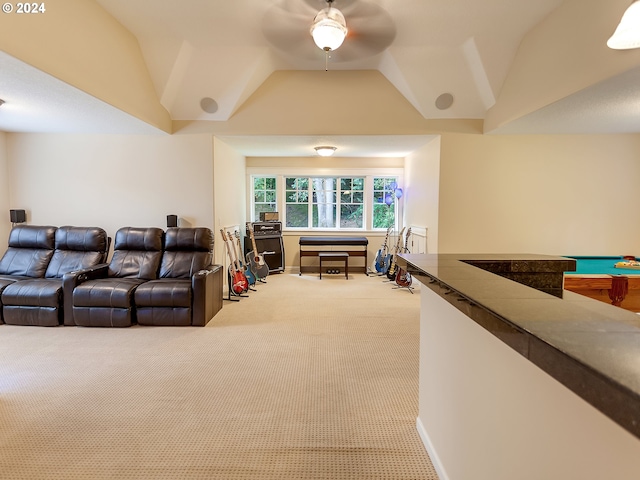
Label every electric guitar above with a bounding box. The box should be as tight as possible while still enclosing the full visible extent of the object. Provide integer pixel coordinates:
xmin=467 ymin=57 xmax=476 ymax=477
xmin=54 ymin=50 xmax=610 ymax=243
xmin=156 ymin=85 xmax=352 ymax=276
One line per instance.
xmin=386 ymin=227 xmax=406 ymax=280
xmin=395 ymin=227 xmax=413 ymax=288
xmin=220 ymin=229 xmax=248 ymax=295
xmin=235 ymin=230 xmax=256 ymax=286
xmin=245 ymin=225 xmax=270 ymax=280
xmin=373 ymin=226 xmax=392 ymax=274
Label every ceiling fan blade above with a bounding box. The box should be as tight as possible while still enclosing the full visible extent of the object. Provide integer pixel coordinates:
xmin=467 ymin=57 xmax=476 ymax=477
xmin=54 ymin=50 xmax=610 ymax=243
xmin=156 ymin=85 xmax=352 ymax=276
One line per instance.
xmin=328 ymin=2 xmax=396 ymax=62
xmin=262 ymin=0 xmax=396 ymax=64
xmin=262 ymin=0 xmax=319 ymax=60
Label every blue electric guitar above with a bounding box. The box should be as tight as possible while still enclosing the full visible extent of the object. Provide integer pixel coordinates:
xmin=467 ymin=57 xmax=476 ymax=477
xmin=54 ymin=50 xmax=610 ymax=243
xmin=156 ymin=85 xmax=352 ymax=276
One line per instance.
xmin=373 ymin=227 xmax=392 ymax=274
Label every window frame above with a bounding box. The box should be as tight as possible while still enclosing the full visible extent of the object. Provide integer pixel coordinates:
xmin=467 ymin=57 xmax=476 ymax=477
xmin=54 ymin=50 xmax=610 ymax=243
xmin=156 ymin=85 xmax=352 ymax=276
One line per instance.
xmin=251 ymin=175 xmax=278 ymax=220
xmin=247 ymin=167 xmax=403 ymax=232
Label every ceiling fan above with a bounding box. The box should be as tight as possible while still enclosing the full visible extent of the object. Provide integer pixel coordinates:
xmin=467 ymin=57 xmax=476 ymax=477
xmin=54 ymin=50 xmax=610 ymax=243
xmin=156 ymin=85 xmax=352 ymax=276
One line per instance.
xmin=262 ymin=0 xmax=396 ymax=65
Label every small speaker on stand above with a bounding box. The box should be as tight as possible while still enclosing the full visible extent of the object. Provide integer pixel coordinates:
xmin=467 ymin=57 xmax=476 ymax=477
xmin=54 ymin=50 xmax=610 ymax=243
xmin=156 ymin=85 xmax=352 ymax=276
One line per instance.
xmin=9 ymin=209 xmax=26 ymax=224
xmin=167 ymin=214 xmax=178 ymax=228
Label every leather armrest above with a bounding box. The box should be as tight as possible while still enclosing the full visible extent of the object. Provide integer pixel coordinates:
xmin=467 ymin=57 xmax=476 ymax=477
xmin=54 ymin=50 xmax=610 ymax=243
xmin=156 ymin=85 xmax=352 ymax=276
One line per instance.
xmin=191 ymin=268 xmax=214 ymax=327
xmin=62 ymin=263 xmax=109 ymax=326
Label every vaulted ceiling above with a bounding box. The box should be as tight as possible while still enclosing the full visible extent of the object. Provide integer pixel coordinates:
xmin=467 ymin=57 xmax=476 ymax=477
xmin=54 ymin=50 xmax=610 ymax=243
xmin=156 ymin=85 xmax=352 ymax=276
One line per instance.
xmin=92 ymin=0 xmax=562 ymax=123
xmin=1 ymin=0 xmax=640 ymax=157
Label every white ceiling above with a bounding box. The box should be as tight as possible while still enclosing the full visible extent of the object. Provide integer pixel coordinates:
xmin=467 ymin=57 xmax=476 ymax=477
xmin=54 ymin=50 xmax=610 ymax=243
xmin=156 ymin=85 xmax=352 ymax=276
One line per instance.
xmin=92 ymin=0 xmax=563 ymax=122
xmin=0 ymin=0 xmax=638 ymax=156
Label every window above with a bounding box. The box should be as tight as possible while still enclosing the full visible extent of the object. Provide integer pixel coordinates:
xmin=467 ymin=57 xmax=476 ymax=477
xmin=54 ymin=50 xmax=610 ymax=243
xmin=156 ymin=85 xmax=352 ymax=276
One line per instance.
xmin=251 ymin=173 xmax=400 ymax=231
xmin=252 ymin=177 xmax=277 ymax=220
xmin=339 ymin=177 xmax=364 ymax=228
xmin=312 ymin=178 xmax=337 ymax=228
xmin=373 ymin=177 xmax=397 ymax=229
xmin=285 ymin=177 xmax=309 ymax=228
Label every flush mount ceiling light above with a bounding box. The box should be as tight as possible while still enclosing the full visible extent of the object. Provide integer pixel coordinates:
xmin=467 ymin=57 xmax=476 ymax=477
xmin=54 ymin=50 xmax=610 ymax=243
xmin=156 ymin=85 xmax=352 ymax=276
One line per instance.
xmin=310 ymin=0 xmax=347 ymax=53
xmin=608 ymin=1 xmax=640 ymax=49
xmin=314 ymin=146 xmax=337 ymax=157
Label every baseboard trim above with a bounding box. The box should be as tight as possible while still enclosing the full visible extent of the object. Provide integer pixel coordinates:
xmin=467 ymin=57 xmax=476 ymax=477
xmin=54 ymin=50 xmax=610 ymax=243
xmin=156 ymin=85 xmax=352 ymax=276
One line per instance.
xmin=416 ymin=417 xmax=450 ymax=480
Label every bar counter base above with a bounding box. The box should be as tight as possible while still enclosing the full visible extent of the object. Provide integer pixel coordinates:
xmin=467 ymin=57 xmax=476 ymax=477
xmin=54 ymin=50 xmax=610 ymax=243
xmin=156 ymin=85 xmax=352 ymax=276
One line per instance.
xmin=417 ymin=284 xmax=640 ymax=480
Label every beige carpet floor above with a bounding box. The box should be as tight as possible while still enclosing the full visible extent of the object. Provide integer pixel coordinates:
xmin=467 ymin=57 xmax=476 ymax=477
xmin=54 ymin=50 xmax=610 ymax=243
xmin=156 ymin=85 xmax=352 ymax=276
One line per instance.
xmin=0 ymin=271 xmax=437 ymax=479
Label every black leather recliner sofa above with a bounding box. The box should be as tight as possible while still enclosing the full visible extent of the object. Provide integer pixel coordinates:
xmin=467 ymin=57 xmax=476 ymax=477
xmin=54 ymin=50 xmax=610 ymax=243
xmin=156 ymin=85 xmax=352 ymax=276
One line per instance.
xmin=0 ymin=225 xmax=57 ymax=324
xmin=72 ymin=227 xmax=165 ymax=327
xmin=0 ymin=225 xmax=223 ymax=328
xmin=71 ymin=226 xmax=222 ymax=327
xmin=0 ymin=225 xmax=108 ymax=326
xmin=1 ymin=226 xmax=109 ymax=326
xmin=135 ymin=227 xmax=216 ymax=327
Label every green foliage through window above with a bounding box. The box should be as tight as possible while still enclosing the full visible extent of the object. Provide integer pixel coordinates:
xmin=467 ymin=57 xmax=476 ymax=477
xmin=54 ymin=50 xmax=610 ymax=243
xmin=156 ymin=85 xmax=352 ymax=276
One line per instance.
xmin=252 ymin=174 xmax=399 ymax=230
xmin=253 ymin=176 xmax=277 ymax=220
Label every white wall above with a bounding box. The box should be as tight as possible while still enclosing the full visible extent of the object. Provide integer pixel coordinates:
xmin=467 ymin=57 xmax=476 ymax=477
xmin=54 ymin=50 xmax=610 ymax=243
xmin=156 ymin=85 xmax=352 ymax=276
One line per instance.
xmin=438 ymin=133 xmax=640 ymax=254
xmin=404 ymin=136 xmax=440 ymax=253
xmin=418 ymin=285 xmax=640 ymax=480
xmin=5 ymin=132 xmax=214 ymax=244
xmin=0 ymin=132 xmax=10 ymax=249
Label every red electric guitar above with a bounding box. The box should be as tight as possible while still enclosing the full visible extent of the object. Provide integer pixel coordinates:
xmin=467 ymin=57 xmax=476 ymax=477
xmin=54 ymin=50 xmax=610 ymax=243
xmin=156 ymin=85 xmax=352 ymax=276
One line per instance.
xmin=220 ymin=229 xmax=248 ymax=295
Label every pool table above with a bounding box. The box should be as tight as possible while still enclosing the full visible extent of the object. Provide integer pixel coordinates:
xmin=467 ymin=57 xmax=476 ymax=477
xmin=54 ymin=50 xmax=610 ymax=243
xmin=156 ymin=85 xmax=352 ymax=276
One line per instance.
xmin=563 ymin=256 xmax=640 ymax=312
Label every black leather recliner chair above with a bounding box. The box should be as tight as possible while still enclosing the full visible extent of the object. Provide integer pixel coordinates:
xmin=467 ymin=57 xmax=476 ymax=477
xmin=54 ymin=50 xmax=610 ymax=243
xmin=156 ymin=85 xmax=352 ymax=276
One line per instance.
xmin=0 ymin=225 xmax=57 ymax=323
xmin=135 ymin=227 xmax=216 ymax=326
xmin=72 ymin=227 xmax=164 ymax=327
xmin=2 ymin=226 xmax=108 ymax=326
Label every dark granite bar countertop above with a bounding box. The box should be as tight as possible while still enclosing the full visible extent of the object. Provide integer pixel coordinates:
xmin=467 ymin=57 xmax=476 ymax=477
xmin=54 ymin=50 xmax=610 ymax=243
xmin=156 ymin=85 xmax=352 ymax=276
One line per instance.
xmin=398 ymin=253 xmax=640 ymax=440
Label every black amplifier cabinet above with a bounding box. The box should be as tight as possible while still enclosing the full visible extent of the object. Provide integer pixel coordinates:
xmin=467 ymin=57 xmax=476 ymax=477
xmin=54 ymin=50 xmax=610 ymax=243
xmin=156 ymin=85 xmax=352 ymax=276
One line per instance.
xmin=248 ymin=221 xmax=282 ymax=236
xmin=245 ymin=222 xmax=284 ymax=273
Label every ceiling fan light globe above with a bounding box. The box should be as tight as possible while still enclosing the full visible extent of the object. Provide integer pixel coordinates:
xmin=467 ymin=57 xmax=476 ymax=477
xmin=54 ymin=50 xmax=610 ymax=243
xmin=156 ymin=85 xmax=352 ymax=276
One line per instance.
xmin=608 ymin=0 xmax=640 ymax=49
xmin=311 ymin=7 xmax=347 ymax=51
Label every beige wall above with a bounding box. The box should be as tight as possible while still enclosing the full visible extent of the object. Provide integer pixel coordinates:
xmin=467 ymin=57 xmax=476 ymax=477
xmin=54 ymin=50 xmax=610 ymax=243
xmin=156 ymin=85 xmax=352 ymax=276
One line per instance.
xmin=404 ymin=137 xmax=440 ymax=253
xmin=213 ymin=137 xmax=247 ymax=267
xmin=438 ymin=133 xmax=640 ymax=255
xmin=4 ymin=130 xmax=640 ymax=262
xmin=5 ymin=132 xmax=214 ymax=248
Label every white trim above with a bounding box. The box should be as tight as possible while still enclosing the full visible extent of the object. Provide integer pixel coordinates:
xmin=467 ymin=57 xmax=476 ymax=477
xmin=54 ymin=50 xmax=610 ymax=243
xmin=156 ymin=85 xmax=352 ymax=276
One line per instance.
xmin=409 ymin=226 xmax=428 ymax=254
xmin=246 ymin=171 xmax=404 ymax=230
xmin=416 ymin=417 xmax=450 ymax=480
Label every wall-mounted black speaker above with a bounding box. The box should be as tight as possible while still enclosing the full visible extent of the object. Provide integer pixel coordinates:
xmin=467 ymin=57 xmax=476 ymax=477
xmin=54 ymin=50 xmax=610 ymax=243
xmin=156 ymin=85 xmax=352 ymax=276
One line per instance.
xmin=167 ymin=215 xmax=178 ymax=228
xmin=9 ymin=209 xmax=26 ymax=223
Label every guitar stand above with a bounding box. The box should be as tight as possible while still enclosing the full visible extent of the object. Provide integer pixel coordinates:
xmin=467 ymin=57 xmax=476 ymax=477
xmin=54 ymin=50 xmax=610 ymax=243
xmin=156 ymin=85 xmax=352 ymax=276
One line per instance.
xmin=225 ymin=270 xmax=248 ymax=302
xmin=393 ymin=284 xmax=415 ymax=294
